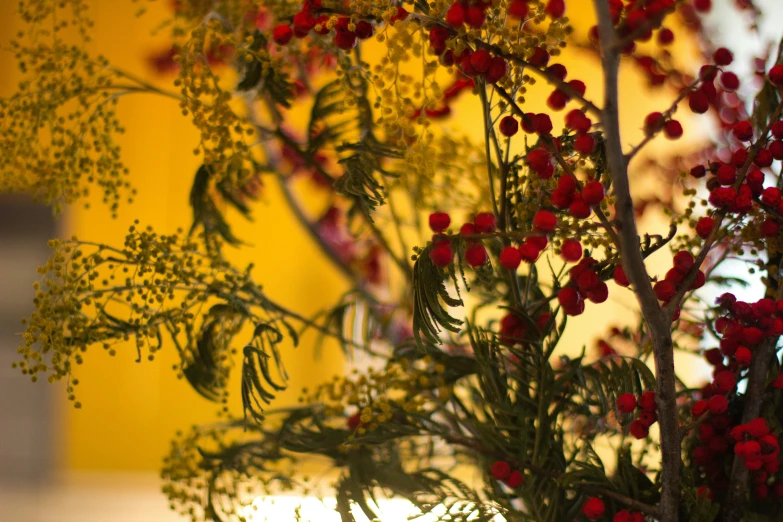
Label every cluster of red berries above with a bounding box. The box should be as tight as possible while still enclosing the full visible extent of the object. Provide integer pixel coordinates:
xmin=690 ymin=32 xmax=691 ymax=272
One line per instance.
xmin=616 ymin=391 xmax=658 ymax=439
xmin=710 ymin=294 xmax=783 ymax=366
xmin=685 ymin=63 xmax=783 ymax=242
xmin=427 ymin=211 xmax=496 ymax=268
xmin=551 ymin=174 xmax=604 ymax=219
xmin=427 ymin=211 xmax=554 ymax=271
xmin=584 ymin=0 xmax=676 ymax=56
xmin=498 ymin=310 xmax=552 ymax=346
xmin=489 ymin=460 xmax=525 ymax=488
xmin=643 ymin=111 xmax=683 ymax=140
xmin=731 ymin=419 xmax=780 ymax=473
xmin=557 ymin=256 xmax=608 ymax=316
xmin=650 ymin=251 xmax=705 ymax=316
xmin=690 ymin=415 xmax=783 ymax=500
xmin=612 ymin=509 xmax=646 ymax=522
xmin=272 ymin=0 xmax=385 ymax=49
xmin=684 ymin=291 xmax=783 ymax=498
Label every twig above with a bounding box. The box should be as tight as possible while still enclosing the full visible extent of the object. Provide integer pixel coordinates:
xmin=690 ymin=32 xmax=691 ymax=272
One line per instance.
xmin=442 ymin=433 xmax=660 ymax=516
xmin=591 ymin=1 xmax=681 ymax=520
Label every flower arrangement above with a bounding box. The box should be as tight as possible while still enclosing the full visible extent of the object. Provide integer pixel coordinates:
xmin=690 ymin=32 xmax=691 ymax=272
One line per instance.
xmin=3 ymin=0 xmax=783 ymax=521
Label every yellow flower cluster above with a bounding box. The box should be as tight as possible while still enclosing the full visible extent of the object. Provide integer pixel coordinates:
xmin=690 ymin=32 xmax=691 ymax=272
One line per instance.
xmin=0 ymin=1 xmax=133 ymax=215
xmin=14 ymin=223 xmax=269 ymax=407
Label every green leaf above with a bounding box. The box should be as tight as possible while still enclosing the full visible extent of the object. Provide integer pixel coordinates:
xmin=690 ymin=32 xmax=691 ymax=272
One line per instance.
xmin=237 ymin=31 xmax=293 ymax=108
xmin=241 ymin=322 xmax=290 ymax=424
xmin=412 ymin=245 xmax=464 ymax=348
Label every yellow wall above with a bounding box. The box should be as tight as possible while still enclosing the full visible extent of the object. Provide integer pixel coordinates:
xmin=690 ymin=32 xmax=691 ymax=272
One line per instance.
xmin=0 ymin=2 xmax=702 ymax=471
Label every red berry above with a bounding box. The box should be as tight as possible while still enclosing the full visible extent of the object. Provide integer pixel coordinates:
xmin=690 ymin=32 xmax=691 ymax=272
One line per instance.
xmin=273 ymin=25 xmax=294 ymax=45
xmin=504 ymin=469 xmax=524 ymax=488
xmin=569 ymin=194 xmax=591 ymax=219
xmin=334 ymin=30 xmax=357 ymax=50
xmin=347 ymin=412 xmax=361 ymax=430
xmin=293 ymin=11 xmax=316 ymax=35
xmin=689 ymin=90 xmax=710 ymax=114
xmin=716 ymin=164 xmax=736 ymax=185
xmin=708 ymin=394 xmax=728 ymax=414
xmin=691 ymin=399 xmax=708 ymax=416
xmin=657 ymin=27 xmax=674 ymax=45
xmin=673 ymin=251 xmax=695 ymax=273
xmin=696 ymin=217 xmax=715 ymax=238
xmin=490 ymin=460 xmax=511 ymax=480
xmin=565 ymin=109 xmax=592 ymax=133
xmin=747 ymin=418 xmax=770 ymax=437
xmin=714 ymin=370 xmax=736 ymax=393
xmin=465 ymin=5 xmax=486 ymax=28
xmin=526 ymin=148 xmax=552 ymax=175
xmin=355 ymin=20 xmax=374 ymax=39
xmin=529 ymin=47 xmax=550 ymax=67
xmin=616 ymin=393 xmax=637 ymax=413
xmin=664 ymin=119 xmax=683 ymax=139
xmin=445 ymin=2 xmax=466 ymax=27
xmin=769 ymin=64 xmax=783 ymax=86
xmin=390 ymin=6 xmax=409 ymax=22
xmin=574 ymin=134 xmax=596 ymax=155
xmin=484 ymin=57 xmax=508 ymax=84
xmin=713 ymin=47 xmax=734 ymax=66
xmin=614 ymin=511 xmax=631 ymax=522
xmin=693 ymin=0 xmax=712 ymax=12
xmin=614 ymin=266 xmax=630 ymax=287
xmin=547 ymin=63 xmax=568 ymax=80
xmin=644 ymin=112 xmax=664 ymax=134
xmin=561 ymin=239 xmax=583 ymax=262
xmin=587 ymin=281 xmax=609 ymax=304
xmin=545 ymin=0 xmax=566 ymax=19
xmin=533 ymin=113 xmax=553 ymax=135
xmin=429 ymin=243 xmax=453 ymax=267
xmin=533 ymin=210 xmax=557 ymax=232
xmin=470 ymin=49 xmax=492 ymax=73
xmin=558 ymin=286 xmax=580 ymax=308
xmin=474 ymin=212 xmax=496 ymax=232
xmin=582 ymin=497 xmax=605 ymax=520
xmin=755 ymin=148 xmax=773 ymax=167
xmin=499 ymin=246 xmax=522 ymax=269
xmin=569 ymin=79 xmax=586 ymax=96
xmin=518 ymin=242 xmax=540 ymax=263
xmin=465 ymin=243 xmax=488 ymax=267
xmin=733 ymin=120 xmax=754 ymax=141
xmin=690 ymin=165 xmax=707 ymax=178
xmin=720 ymin=71 xmax=740 ymax=92
xmin=735 ymin=346 xmax=752 ymax=366
xmin=761 ymin=219 xmax=780 ymax=237
xmin=547 ymin=90 xmax=569 ymax=111
xmin=581 ymin=181 xmax=605 ymax=205
xmin=508 ymin=0 xmax=529 ymax=19
xmin=638 ymin=410 xmax=658 ymax=427
xmin=499 ymin=116 xmax=519 ymax=137
xmin=630 ymin=419 xmax=649 ymax=439
xmin=429 ymin=212 xmax=451 ymax=232
xmin=638 ymin=391 xmax=656 ymax=412
xmin=654 ymin=280 xmax=676 ymax=302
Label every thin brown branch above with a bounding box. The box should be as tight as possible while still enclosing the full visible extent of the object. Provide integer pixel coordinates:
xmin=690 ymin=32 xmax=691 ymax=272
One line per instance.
xmin=442 ymin=433 xmax=660 ymax=516
xmin=592 ymin=1 xmax=681 ymax=520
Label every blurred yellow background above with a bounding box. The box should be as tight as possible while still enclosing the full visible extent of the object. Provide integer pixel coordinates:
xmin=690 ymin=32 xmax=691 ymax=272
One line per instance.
xmin=0 ymin=0 xmax=703 ymax=475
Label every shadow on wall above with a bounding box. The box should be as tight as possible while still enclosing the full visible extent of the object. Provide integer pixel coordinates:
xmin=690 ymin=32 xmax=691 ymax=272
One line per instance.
xmin=0 ymin=195 xmax=57 ymax=486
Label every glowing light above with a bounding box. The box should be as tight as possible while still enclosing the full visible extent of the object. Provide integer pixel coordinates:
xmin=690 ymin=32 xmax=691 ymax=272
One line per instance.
xmin=242 ymin=496 xmax=506 ymax=521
